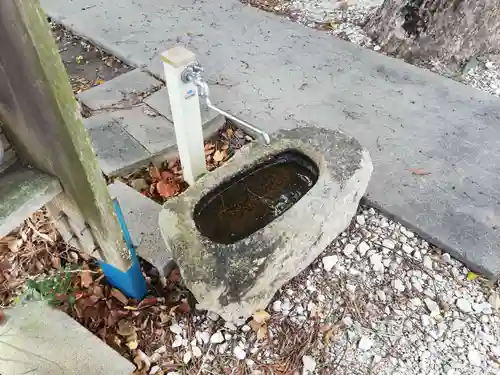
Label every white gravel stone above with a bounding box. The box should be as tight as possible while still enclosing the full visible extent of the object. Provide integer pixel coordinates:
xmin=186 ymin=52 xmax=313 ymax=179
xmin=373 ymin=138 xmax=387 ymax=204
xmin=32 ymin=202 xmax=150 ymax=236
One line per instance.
xmin=234 ymin=345 xmax=246 ymax=360
xmin=207 ymin=311 xmax=220 ymax=321
xmin=343 ymin=243 xmax=356 ymax=257
xmin=272 ymin=300 xmax=282 ymax=312
xmin=356 ymin=215 xmax=366 ymax=226
xmin=393 ymin=279 xmax=405 ymax=292
xmin=451 ymin=319 xmax=466 ymax=332
xmin=172 ymin=335 xmax=183 ymax=348
xmin=402 ymin=244 xmax=413 ymax=254
xmin=382 ymin=239 xmax=395 ymax=249
xmin=423 ymin=256 xmax=433 ymax=270
xmin=302 ymin=355 xmax=316 ymax=375
xmin=210 ymin=331 xmax=225 ymax=344
xmin=456 ymin=298 xmax=473 ymax=313
xmin=370 ymin=253 xmax=384 ymax=272
xmin=241 ymin=325 xmax=251 ymax=333
xmin=169 ymin=324 xmax=182 ymax=335
xmin=358 ymin=336 xmax=374 ymax=351
xmin=322 ymin=255 xmax=338 ymax=271
xmin=424 ymin=298 xmax=440 ymax=317
xmin=358 ymin=241 xmax=370 ymax=256
xmin=183 ymin=351 xmax=192 ymax=364
xmin=342 ymin=316 xmax=353 ymax=327
xmin=467 ymin=349 xmax=482 ymax=366
xmin=192 ymin=346 xmax=202 ymax=358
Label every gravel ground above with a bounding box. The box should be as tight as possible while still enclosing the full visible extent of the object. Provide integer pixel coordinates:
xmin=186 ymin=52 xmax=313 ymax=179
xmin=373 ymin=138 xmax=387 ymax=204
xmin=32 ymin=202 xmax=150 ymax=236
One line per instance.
xmin=146 ymin=207 xmax=500 ymax=375
xmin=267 ymin=0 xmax=500 ymax=98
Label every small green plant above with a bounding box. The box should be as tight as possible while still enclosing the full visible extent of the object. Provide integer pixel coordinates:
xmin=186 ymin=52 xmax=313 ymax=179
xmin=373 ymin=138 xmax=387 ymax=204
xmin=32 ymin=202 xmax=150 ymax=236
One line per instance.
xmin=21 ymin=264 xmax=81 ymax=306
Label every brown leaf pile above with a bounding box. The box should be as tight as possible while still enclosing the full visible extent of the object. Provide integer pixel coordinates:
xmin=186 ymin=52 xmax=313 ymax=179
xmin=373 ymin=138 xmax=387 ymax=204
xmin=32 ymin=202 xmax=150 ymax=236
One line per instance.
xmin=59 ymin=261 xmax=193 ymax=372
xmin=117 ymin=123 xmax=252 ymax=203
xmin=0 ymin=210 xmax=75 ymax=307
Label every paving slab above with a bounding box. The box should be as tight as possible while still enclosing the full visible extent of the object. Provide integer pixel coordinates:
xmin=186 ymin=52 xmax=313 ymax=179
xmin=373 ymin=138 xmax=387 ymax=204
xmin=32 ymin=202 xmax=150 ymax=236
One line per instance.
xmin=0 ymin=165 xmax=62 ymax=237
xmin=144 ymin=87 xmax=224 ymax=130
xmin=108 ymin=181 xmax=173 ymax=276
xmin=0 ymin=302 xmax=134 ymax=375
xmin=84 ymin=112 xmax=151 ymax=176
xmin=110 ymin=105 xmax=178 ymax=154
xmin=77 ymin=69 xmax=163 ymax=110
xmin=42 ymin=0 xmax=500 ymax=276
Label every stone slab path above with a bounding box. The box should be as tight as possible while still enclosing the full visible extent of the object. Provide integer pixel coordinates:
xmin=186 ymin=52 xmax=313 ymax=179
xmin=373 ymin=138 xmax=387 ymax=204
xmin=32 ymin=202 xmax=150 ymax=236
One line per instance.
xmin=77 ymin=69 xmax=224 ymax=176
xmin=0 ymin=302 xmax=134 ymax=375
xmin=41 ymin=0 xmax=500 ymax=277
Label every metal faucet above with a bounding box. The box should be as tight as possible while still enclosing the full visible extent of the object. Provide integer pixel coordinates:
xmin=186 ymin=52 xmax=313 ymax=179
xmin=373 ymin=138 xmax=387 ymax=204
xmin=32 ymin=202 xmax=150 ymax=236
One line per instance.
xmin=181 ymin=62 xmax=271 ymax=145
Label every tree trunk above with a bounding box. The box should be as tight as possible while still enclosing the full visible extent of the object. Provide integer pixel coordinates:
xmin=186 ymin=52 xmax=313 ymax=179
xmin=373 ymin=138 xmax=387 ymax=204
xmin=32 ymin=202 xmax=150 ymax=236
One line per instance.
xmin=364 ymin=0 xmax=500 ymax=69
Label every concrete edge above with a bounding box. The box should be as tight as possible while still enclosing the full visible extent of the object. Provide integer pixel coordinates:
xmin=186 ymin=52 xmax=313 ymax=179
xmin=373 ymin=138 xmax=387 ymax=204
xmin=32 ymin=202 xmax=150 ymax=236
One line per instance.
xmin=361 ymin=196 xmax=499 ymax=280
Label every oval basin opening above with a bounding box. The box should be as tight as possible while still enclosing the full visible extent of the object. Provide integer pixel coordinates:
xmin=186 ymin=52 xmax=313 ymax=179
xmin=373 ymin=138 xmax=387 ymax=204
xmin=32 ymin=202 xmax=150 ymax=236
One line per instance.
xmin=193 ymin=150 xmax=319 ymax=244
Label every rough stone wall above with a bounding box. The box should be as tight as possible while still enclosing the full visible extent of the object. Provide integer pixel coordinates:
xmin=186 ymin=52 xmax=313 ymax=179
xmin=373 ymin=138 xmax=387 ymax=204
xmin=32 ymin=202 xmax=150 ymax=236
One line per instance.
xmin=364 ymin=0 xmax=500 ymax=68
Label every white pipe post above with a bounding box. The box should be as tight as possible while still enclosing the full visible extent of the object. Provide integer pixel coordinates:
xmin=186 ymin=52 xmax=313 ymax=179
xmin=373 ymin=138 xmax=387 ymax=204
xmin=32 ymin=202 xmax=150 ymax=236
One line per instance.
xmin=161 ymin=47 xmax=206 ymax=186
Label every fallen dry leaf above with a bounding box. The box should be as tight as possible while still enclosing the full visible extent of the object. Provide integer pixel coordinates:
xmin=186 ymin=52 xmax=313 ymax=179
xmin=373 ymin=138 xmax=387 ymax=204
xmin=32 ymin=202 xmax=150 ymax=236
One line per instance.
xmin=213 ymin=150 xmax=226 ymax=162
xmin=256 ymin=325 xmax=268 ymax=341
xmin=249 ymin=319 xmax=262 ymax=332
xmin=408 ymin=168 xmax=431 ymax=176
xmin=161 ymin=170 xmax=174 ymax=181
xmin=7 ymin=238 xmax=23 ymax=253
xmin=156 ymin=180 xmax=178 ymax=198
xmin=149 ymin=166 xmax=161 ymax=180
xmin=126 ymin=339 xmax=139 ymax=350
xmin=80 ymin=269 xmax=94 ymax=288
xmin=252 ymin=310 xmax=270 ymax=324
xmin=111 ymin=288 xmax=129 ymax=305
xmin=117 ymin=320 xmax=136 ymax=336
xmin=167 ymin=268 xmax=181 ymax=282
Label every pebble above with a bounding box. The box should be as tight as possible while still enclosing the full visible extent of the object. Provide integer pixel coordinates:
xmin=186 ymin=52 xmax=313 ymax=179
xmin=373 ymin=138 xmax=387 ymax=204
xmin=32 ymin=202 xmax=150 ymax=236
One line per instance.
xmin=210 ymin=331 xmax=224 ymax=344
xmin=382 ymin=239 xmax=395 ymax=249
xmin=322 ymin=255 xmax=338 ymax=271
xmin=234 ymin=345 xmax=247 ymax=360
xmin=302 ymin=355 xmax=316 ymax=375
xmin=451 ymin=319 xmax=465 ymax=332
xmin=149 ymin=365 xmax=161 ymax=375
xmin=207 ymin=311 xmax=220 ymax=321
xmin=370 ymin=253 xmax=384 ymax=272
xmin=358 ymin=241 xmax=370 ymax=256
xmin=343 ymin=243 xmax=356 ymax=257
xmin=192 ymin=346 xmax=202 ymax=358
xmin=169 ymin=324 xmax=182 ymax=335
xmin=218 ymin=342 xmax=228 ymax=354
xmin=272 ymin=300 xmax=282 ymax=312
xmin=423 ymin=256 xmax=433 ymax=270
xmin=356 ymin=215 xmax=366 ymax=226
xmin=172 ymin=335 xmax=183 ymax=348
xmin=241 ymin=325 xmax=251 ymax=333
xmin=393 ymin=279 xmax=405 ymax=292
xmin=424 ymin=298 xmax=440 ymax=317
xmin=358 ymin=336 xmax=374 ymax=351
xmin=456 ymin=298 xmax=473 ymax=313
xmin=342 ymin=316 xmax=353 ymax=327
xmin=467 ymin=349 xmax=482 ymax=366
xmin=183 ymin=351 xmax=192 ymax=364
xmin=402 ymin=244 xmax=413 ymax=254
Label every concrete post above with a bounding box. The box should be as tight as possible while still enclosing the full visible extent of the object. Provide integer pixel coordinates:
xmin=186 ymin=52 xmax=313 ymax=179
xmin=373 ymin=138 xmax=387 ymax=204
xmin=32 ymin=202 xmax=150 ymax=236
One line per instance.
xmin=161 ymin=47 xmax=207 ymax=186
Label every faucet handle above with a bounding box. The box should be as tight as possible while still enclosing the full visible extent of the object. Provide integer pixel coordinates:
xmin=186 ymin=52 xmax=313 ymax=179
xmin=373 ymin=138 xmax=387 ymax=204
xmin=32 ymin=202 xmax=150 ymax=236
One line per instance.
xmin=181 ymin=61 xmax=204 ymax=83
